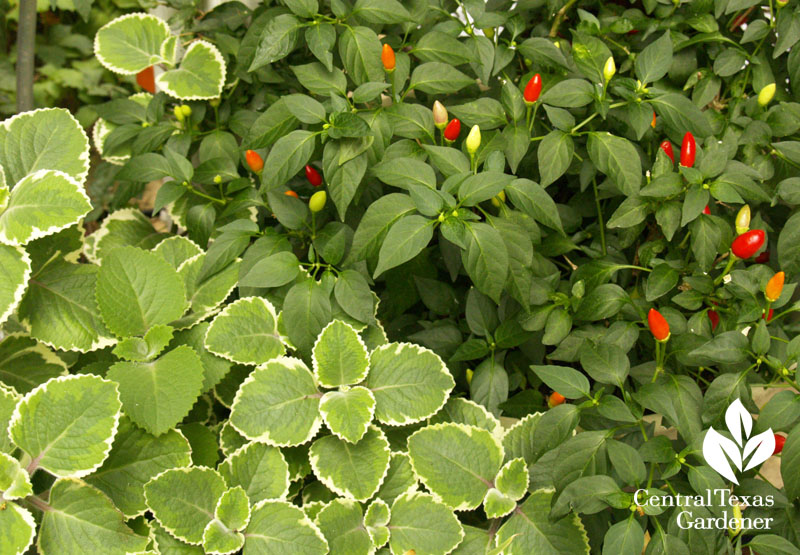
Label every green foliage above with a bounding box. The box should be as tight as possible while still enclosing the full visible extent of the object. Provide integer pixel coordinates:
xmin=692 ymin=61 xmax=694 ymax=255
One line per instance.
xmin=2 ymin=0 xmax=800 ymax=553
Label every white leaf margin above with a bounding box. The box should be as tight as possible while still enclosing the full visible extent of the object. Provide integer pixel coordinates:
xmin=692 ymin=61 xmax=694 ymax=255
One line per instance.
xmin=91 ymin=92 xmax=153 ymax=166
xmin=0 ymin=108 xmax=91 ymax=187
xmin=375 ymin=451 xmax=420 ymax=504
xmin=7 ymin=374 xmax=122 ymax=479
xmin=319 ymin=386 xmax=376 ymax=444
xmin=248 ymin=499 xmax=329 ymax=553
xmin=143 ymin=466 xmax=227 ymax=546
xmin=175 ymin=253 xmax=241 ymax=318
xmin=0 ymin=332 xmax=69 ymax=377
xmin=0 ymin=244 xmax=31 ymax=327
xmin=228 ymin=356 xmax=323 ymax=448
xmin=202 ymin=520 xmax=243 ymax=555
xmin=203 ymin=296 xmax=286 ymax=365
xmin=311 ymin=319 xmax=371 ymax=388
xmin=93 ymin=13 xmax=171 ymax=75
xmin=364 ymin=497 xmax=391 ymax=549
xmin=156 ymin=40 xmax=227 ymax=101
xmin=152 ymin=235 xmax=203 ymax=269
xmin=218 ymin=441 xmax=291 ymax=503
xmin=367 ymin=341 xmax=455 ymax=427
xmin=6 ymin=501 xmax=36 ymax=555
xmin=82 ymin=207 xmax=165 ymax=264
xmin=313 ymin=498 xmax=377 ymax=555
xmin=308 ymin=424 xmax=391 ymax=503
xmin=430 ymin=397 xmax=504 ymax=443
xmin=390 ymin=490 xmax=467 ymax=555
xmin=0 ymin=169 xmax=92 ymax=247
xmin=94 ymin=425 xmax=192 ymax=520
xmin=406 ymin=421 xmax=505 ymax=512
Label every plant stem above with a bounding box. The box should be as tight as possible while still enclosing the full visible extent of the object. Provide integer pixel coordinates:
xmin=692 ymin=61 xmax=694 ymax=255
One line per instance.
xmin=592 ymin=178 xmax=607 ymax=256
xmin=188 ymin=185 xmax=225 ymax=205
xmin=549 ymin=0 xmax=577 ymax=38
xmin=713 ymin=252 xmax=737 ymax=286
xmin=24 ymin=494 xmax=51 ymax=513
xmin=16 ymin=0 xmax=36 ymax=112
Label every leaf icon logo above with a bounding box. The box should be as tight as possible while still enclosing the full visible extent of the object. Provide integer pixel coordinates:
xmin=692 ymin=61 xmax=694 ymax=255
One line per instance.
xmin=702 ymin=399 xmax=775 ymax=485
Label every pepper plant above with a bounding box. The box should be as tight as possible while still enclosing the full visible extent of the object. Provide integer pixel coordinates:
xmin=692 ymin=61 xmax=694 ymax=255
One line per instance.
xmin=2 ymin=0 xmax=800 ymax=553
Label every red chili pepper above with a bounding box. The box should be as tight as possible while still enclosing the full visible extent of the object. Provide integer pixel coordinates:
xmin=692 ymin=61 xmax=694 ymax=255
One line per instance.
xmin=305 ymin=165 xmax=323 ymax=187
xmin=774 ymin=434 xmax=785 ymax=454
xmin=763 ymin=308 xmax=774 ymax=321
xmin=703 ymin=205 xmax=710 ymax=215
xmin=524 ymin=74 xmax=542 ymax=104
xmin=548 ymin=392 xmax=566 ymax=408
xmin=245 ymin=150 xmax=264 ymax=174
xmin=680 ymin=132 xmax=696 ymax=167
xmin=755 ymin=250 xmax=770 ymax=264
xmin=659 ymin=140 xmax=675 ymax=164
xmin=136 ymin=66 xmax=156 ymax=94
xmin=731 ymin=229 xmax=765 ymax=259
xmin=708 ymin=310 xmax=719 ymax=330
xmin=648 ymin=308 xmax=670 ymax=342
xmin=381 ymin=44 xmax=395 ymax=71
xmin=444 ymin=118 xmax=461 ymax=142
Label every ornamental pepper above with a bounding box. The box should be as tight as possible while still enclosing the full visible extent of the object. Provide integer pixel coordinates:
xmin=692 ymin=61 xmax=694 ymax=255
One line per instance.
xmin=755 ymin=250 xmax=771 ymax=264
xmin=659 ymin=140 xmax=675 ymax=164
xmin=680 ymin=132 xmax=695 ymax=167
xmin=173 ymin=105 xmax=185 ymax=122
xmin=305 ymin=165 xmax=323 ymax=187
xmin=774 ymin=434 xmax=786 ymax=454
xmin=285 ymin=190 xmax=299 ymax=198
xmin=548 ymin=391 xmax=566 ymax=408
xmin=523 ymin=74 xmax=542 ymax=104
xmin=309 ymin=190 xmax=327 ymax=213
xmin=735 ymin=205 xmax=751 ymax=235
xmin=491 ymin=190 xmax=506 ymax=208
xmin=651 ymin=111 xmax=657 ymax=129
xmin=180 ymin=105 xmax=192 ymax=118
xmin=731 ymin=13 xmax=749 ymax=28
xmin=245 ymin=150 xmax=264 ymax=174
xmin=763 ymin=308 xmax=775 ymax=321
xmin=708 ymin=310 xmax=720 ymax=330
xmin=703 ymin=205 xmax=711 ymax=215
xmin=728 ymin=501 xmax=743 ymax=538
xmin=381 ymin=44 xmax=395 ymax=72
xmin=731 ymin=229 xmax=765 ymax=259
xmin=433 ymin=101 xmax=448 ymax=129
xmin=648 ymin=308 xmax=670 ymax=342
xmin=765 ymin=271 xmax=785 ymax=302
xmin=136 ymin=66 xmax=156 ymax=94
xmin=603 ymin=56 xmax=616 ymax=83
xmin=758 ymin=83 xmax=776 ymax=107
xmin=466 ymin=125 xmax=481 ymax=155
xmin=444 ymin=118 xmax=461 ymax=142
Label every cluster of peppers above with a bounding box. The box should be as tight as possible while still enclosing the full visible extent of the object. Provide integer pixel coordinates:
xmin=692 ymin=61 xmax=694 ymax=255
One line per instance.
xmin=203 ymin=45 xmax=787 ymax=456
